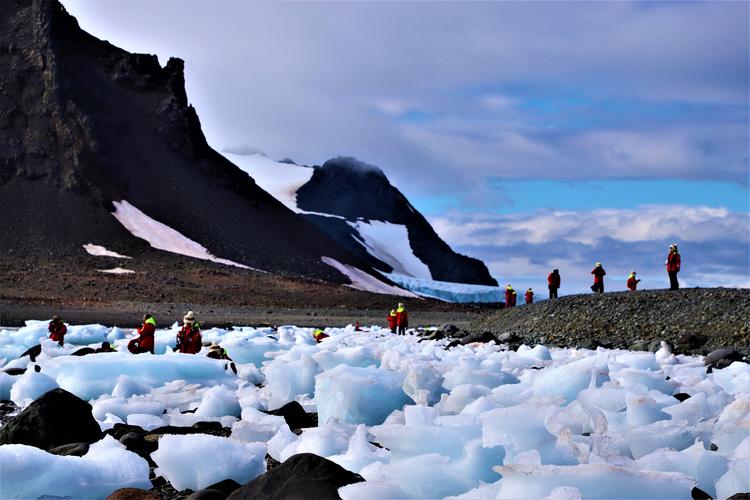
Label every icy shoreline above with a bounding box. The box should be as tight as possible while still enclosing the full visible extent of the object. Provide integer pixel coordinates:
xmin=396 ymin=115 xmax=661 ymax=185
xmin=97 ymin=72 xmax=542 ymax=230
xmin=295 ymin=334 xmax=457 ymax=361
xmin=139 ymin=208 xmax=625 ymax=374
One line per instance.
xmin=1 ymin=322 xmax=748 ymax=498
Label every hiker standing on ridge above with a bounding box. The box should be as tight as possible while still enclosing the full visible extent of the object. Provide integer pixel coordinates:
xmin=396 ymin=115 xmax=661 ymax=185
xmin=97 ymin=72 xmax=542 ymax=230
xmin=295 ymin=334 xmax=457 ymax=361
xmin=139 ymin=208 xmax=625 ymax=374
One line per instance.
xmin=176 ymin=311 xmax=202 ymax=354
xmin=627 ymin=271 xmax=641 ymax=292
xmin=396 ymin=303 xmax=409 ymax=335
xmin=48 ymin=315 xmax=67 ymax=346
xmin=591 ymin=262 xmax=606 ymax=294
xmin=129 ymin=313 xmax=156 ymax=354
xmin=505 ymin=285 xmax=517 ymax=307
xmin=387 ymin=309 xmax=397 ymax=333
xmin=666 ymin=244 xmax=681 ymax=290
xmin=525 ymin=288 xmax=534 ymax=304
xmin=548 ymin=269 xmax=561 ymax=299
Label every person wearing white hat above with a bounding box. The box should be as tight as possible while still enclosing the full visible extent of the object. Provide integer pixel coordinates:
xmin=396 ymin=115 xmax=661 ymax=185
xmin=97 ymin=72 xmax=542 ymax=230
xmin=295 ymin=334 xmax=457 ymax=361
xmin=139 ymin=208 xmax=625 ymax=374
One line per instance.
xmin=176 ymin=311 xmax=202 ymax=354
xmin=590 ymin=262 xmax=606 ymax=294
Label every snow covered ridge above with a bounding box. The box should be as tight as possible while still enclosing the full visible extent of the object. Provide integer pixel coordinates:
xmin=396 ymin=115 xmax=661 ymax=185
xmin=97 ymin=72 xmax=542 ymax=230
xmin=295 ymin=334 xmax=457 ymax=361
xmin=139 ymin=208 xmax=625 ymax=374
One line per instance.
xmin=1 ymin=322 xmax=749 ymax=499
xmin=111 ymin=200 xmax=253 ymax=270
xmin=83 ymin=243 xmax=131 ymax=259
xmin=385 ymin=273 xmax=503 ymax=303
xmin=321 ymin=257 xmax=418 ymax=298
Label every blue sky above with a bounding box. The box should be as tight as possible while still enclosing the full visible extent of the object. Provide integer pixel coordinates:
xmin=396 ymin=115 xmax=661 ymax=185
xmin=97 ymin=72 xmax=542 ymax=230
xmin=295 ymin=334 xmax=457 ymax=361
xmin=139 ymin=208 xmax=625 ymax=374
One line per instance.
xmin=62 ymin=0 xmax=749 ymax=293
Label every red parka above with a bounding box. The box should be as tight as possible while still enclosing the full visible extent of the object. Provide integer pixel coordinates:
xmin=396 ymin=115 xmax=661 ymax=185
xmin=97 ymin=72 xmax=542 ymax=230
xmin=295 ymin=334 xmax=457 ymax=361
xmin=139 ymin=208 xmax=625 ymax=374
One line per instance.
xmin=627 ymin=276 xmax=639 ymax=292
xmin=396 ymin=307 xmax=408 ymax=327
xmin=525 ymin=290 xmax=533 ymax=304
xmin=505 ymin=288 xmax=517 ymax=307
xmin=48 ymin=320 xmax=67 ymax=345
xmin=548 ymin=272 xmax=561 ymax=288
xmin=135 ymin=317 xmax=156 ymax=353
xmin=177 ymin=324 xmax=202 ymax=354
xmin=591 ymin=267 xmax=606 ymax=284
xmin=667 ymin=251 xmax=681 ymax=273
xmin=387 ymin=312 xmax=397 ymax=330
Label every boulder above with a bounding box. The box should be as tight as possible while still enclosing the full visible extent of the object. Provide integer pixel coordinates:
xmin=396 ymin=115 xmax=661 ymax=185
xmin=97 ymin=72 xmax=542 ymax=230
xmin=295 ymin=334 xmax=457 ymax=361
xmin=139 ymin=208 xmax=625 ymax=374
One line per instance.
xmin=49 ymin=442 xmax=90 ymax=456
xmin=227 ymin=453 xmax=364 ymax=500
xmin=264 ymin=401 xmax=316 ymax=430
xmin=676 ymin=333 xmax=708 ymax=352
xmin=71 ymin=347 xmax=96 ymax=356
xmin=118 ymin=431 xmax=156 ymax=458
xmin=440 ymin=324 xmax=459 ymax=336
xmin=19 ymin=345 xmax=42 ymax=362
xmin=2 ymin=368 xmax=26 ymax=376
xmin=0 ymin=388 xmax=102 ymax=450
xmin=461 ymin=331 xmax=497 ymax=345
xmin=704 ymin=348 xmax=744 ymax=370
xmin=187 ymin=479 xmax=241 ymax=500
xmin=106 ymin=488 xmax=161 ymax=500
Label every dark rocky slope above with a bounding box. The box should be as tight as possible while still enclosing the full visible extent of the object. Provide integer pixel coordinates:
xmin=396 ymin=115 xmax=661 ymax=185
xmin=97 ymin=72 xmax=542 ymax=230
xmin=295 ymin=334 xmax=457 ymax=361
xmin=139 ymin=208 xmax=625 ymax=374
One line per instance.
xmin=0 ymin=0 xmax=368 ymax=282
xmin=296 ymin=157 xmax=497 ymax=286
xmin=465 ymin=288 xmax=750 ymax=354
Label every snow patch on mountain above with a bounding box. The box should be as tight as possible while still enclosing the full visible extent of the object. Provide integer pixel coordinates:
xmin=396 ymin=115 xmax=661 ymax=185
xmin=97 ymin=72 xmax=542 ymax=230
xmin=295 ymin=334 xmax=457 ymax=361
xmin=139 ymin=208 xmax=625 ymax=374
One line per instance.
xmin=111 ymin=200 xmax=252 ymax=270
xmin=321 ymin=257 xmax=417 ymax=298
xmin=349 ymin=220 xmax=432 ymax=279
xmin=223 ymin=152 xmax=313 ymax=211
xmin=98 ymin=267 xmax=135 ymax=275
xmin=83 ymin=244 xmax=131 ymax=259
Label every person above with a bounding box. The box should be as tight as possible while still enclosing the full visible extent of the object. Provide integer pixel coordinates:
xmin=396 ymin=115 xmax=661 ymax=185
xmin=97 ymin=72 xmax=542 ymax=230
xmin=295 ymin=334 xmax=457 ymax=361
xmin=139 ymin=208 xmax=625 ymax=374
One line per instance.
xmin=627 ymin=271 xmax=641 ymax=292
xmin=525 ymin=288 xmax=534 ymax=304
xmin=548 ymin=269 xmax=561 ymax=299
xmin=48 ymin=315 xmax=67 ymax=346
xmin=666 ymin=244 xmax=681 ymax=290
xmin=591 ymin=262 xmax=606 ymax=293
xmin=387 ymin=309 xmax=398 ymax=333
xmin=207 ymin=342 xmax=237 ymax=374
xmin=396 ymin=303 xmax=408 ymax=335
xmin=313 ymin=328 xmax=329 ymax=343
xmin=505 ymin=285 xmax=517 ymax=307
xmin=95 ymin=341 xmax=117 ymax=353
xmin=128 ymin=313 xmax=156 ymax=354
xmin=176 ymin=311 xmax=202 ymax=354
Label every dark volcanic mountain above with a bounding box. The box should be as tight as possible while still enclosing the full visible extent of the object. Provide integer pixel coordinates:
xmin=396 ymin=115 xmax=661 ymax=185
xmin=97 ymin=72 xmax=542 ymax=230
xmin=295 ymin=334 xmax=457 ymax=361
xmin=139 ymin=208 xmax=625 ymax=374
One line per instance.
xmin=296 ymin=157 xmax=497 ymax=286
xmin=0 ymin=0 xmax=369 ymax=282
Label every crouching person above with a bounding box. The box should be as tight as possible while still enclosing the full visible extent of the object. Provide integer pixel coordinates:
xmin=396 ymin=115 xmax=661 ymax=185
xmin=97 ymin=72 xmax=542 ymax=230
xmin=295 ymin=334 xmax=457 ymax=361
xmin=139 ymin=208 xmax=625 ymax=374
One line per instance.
xmin=128 ymin=314 xmax=156 ymax=354
xmin=207 ymin=342 xmax=237 ymax=374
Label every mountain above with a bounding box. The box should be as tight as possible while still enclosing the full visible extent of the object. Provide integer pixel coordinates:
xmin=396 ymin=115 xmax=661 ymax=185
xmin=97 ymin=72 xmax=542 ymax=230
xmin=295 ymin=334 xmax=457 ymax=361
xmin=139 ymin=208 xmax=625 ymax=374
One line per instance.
xmin=223 ymin=154 xmax=498 ymax=289
xmin=0 ymin=0 xmax=384 ymax=284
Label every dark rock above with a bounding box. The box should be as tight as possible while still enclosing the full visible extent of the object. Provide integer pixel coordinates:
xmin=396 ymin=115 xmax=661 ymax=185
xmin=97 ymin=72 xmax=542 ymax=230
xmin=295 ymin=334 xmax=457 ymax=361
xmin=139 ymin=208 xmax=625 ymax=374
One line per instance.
xmin=704 ymin=348 xmax=743 ymax=369
xmin=676 ymin=333 xmax=708 ymax=352
xmin=673 ymin=393 xmax=692 ymax=402
xmin=119 ymin=431 xmax=156 ymax=458
xmin=105 ymin=423 xmax=146 ymax=441
xmin=106 ymin=488 xmax=161 ymax=500
xmin=187 ymin=489 xmax=226 ymax=500
xmin=440 ymin=324 xmax=459 ymax=336
xmin=19 ymin=345 xmax=42 ymax=362
xmin=710 ymin=443 xmax=719 ymax=451
xmin=205 ymin=479 xmax=241 ymax=497
xmin=691 ymin=486 xmax=711 ymax=499
xmin=71 ymin=347 xmax=96 ymax=356
xmin=192 ymin=421 xmax=224 ymax=433
xmin=727 ymin=494 xmax=750 ymax=500
xmin=227 ymin=453 xmax=364 ymax=500
xmin=49 ymin=442 xmax=90 ymax=456
xmin=265 ymin=401 xmax=316 ymax=430
xmin=461 ymin=331 xmax=497 ymax=345
xmin=0 ymin=388 xmax=102 ymax=450
xmin=3 ymin=368 xmax=26 ymax=376
xmin=445 ymin=340 xmax=462 ymax=349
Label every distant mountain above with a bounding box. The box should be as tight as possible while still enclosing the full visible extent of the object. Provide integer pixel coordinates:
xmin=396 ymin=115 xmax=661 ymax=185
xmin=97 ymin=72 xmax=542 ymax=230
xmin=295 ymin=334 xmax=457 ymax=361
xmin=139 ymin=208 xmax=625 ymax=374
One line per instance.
xmin=0 ymin=0 xmax=389 ymax=285
xmin=225 ymin=154 xmax=498 ymax=287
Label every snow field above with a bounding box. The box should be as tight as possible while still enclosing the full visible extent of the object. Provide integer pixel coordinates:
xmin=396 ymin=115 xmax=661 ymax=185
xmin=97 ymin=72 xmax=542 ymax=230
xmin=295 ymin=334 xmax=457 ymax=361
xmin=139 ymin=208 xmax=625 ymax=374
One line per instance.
xmin=0 ymin=322 xmax=749 ymax=498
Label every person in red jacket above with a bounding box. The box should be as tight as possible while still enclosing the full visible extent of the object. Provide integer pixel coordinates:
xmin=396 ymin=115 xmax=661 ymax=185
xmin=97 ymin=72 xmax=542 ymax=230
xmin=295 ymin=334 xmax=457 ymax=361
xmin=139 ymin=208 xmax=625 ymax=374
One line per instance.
xmin=591 ymin=262 xmax=606 ymax=293
xmin=505 ymin=285 xmax=517 ymax=307
xmin=627 ymin=271 xmax=641 ymax=292
xmin=48 ymin=315 xmax=67 ymax=346
xmin=548 ymin=269 xmax=561 ymax=299
xmin=666 ymin=244 xmax=681 ymax=290
xmin=387 ymin=309 xmax=397 ymax=333
xmin=396 ymin=303 xmax=408 ymax=335
xmin=313 ymin=328 xmax=329 ymax=343
xmin=525 ymin=288 xmax=534 ymax=304
xmin=176 ymin=311 xmax=202 ymax=354
xmin=128 ymin=314 xmax=156 ymax=354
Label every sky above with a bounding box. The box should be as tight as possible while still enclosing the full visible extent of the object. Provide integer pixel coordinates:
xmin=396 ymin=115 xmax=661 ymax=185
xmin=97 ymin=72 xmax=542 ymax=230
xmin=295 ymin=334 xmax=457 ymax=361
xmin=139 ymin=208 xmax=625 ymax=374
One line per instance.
xmin=62 ymin=0 xmax=749 ymax=294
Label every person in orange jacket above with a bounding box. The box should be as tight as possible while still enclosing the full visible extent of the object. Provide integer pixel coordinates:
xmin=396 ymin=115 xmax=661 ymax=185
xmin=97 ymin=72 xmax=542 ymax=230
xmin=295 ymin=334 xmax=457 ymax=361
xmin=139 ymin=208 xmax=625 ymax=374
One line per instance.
xmin=176 ymin=311 xmax=202 ymax=354
xmin=525 ymin=288 xmax=534 ymax=304
xmin=48 ymin=315 xmax=67 ymax=346
xmin=627 ymin=271 xmax=641 ymax=292
xmin=395 ymin=303 xmax=408 ymax=335
xmin=129 ymin=314 xmax=156 ymax=354
xmin=547 ymin=269 xmax=561 ymax=299
xmin=591 ymin=262 xmax=606 ymax=293
xmin=387 ymin=309 xmax=397 ymax=333
xmin=505 ymin=285 xmax=517 ymax=307
xmin=666 ymin=244 xmax=681 ymax=290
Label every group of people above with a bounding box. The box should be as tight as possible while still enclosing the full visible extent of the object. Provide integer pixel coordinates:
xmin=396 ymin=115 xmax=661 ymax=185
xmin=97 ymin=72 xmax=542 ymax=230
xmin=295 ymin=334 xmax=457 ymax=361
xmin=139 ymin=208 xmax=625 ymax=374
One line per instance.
xmin=386 ymin=303 xmax=409 ymax=335
xmin=503 ymin=244 xmax=682 ymax=306
xmin=126 ymin=310 xmax=203 ymax=355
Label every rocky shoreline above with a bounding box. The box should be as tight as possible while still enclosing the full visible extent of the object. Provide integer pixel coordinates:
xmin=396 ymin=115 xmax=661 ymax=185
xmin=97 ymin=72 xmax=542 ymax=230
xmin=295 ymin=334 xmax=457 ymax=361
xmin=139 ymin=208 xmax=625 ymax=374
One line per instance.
xmin=462 ymin=288 xmax=750 ymax=355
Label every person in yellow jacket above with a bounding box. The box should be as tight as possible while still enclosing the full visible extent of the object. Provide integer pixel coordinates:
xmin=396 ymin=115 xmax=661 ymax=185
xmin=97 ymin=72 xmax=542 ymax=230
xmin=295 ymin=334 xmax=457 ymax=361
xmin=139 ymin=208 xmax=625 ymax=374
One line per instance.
xmin=313 ymin=328 xmax=329 ymax=343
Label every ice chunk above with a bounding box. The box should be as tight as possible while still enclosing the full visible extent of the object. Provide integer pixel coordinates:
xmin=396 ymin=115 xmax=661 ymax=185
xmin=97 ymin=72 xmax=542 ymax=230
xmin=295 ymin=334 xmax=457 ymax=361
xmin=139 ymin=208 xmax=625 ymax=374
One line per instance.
xmin=0 ymin=372 xmax=15 ymax=400
xmin=222 ymin=335 xmax=280 ymax=366
xmin=625 ymin=420 xmax=697 ymax=459
xmin=231 ymin=410 xmax=286 ymax=444
xmin=402 ymin=362 xmax=446 ymax=405
xmin=112 ymin=375 xmax=151 ymax=398
xmin=0 ymin=436 xmax=150 ymax=498
xmin=366 ymin=453 xmax=477 ymax=498
xmin=481 ymin=403 xmax=557 ymax=453
xmin=339 ymin=481 xmax=409 ymax=500
xmin=152 ymin=434 xmax=266 ymax=491
xmin=10 ymin=370 xmax=58 ymax=406
xmin=715 ymin=458 xmax=750 ymax=499
xmin=625 ymin=394 xmax=672 ymax=427
xmin=328 ymin=424 xmax=390 ymax=473
xmin=532 ymin=357 xmax=608 ymax=404
xmin=195 ymin=386 xmax=241 ymax=418
xmin=494 ymin=463 xmax=694 ymax=499
xmin=612 ymin=368 xmax=676 ymax=395
xmin=442 ymin=367 xmax=519 ymax=391
xmin=279 ymin=425 xmax=351 ymax=462
xmin=435 ymin=384 xmax=491 ymax=415
xmin=126 ymin=413 xmax=166 ymax=431
xmin=267 ymin=424 xmax=298 ymax=461
xmin=315 ymin=365 xmax=413 ymax=425
xmin=313 ymin=346 xmax=380 ymax=371
xmin=371 ymin=424 xmax=472 ymax=460
xmin=91 ymin=396 xmax=166 ymax=421
xmin=263 ymin=352 xmax=320 ymax=409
